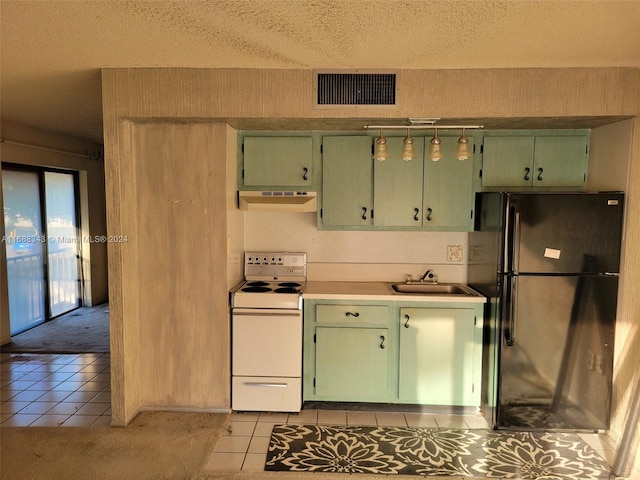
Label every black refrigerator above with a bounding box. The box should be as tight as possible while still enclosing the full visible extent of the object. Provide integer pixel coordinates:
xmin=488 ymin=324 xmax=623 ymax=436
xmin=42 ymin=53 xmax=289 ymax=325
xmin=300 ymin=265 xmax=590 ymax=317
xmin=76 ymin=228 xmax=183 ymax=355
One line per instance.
xmin=468 ymin=192 xmax=624 ymax=430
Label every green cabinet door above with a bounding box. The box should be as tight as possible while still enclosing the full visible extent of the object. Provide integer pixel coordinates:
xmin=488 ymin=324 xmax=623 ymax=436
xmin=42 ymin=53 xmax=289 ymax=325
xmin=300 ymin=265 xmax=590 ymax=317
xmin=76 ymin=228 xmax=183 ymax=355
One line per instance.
xmin=481 ymin=133 xmax=589 ymax=190
xmin=322 ymin=136 xmax=373 ymax=226
xmin=423 ymin=136 xmax=474 ymax=230
xmin=399 ymin=308 xmax=476 ymax=405
xmin=481 ymin=136 xmax=535 ymax=187
xmin=533 ymin=135 xmax=588 ymax=188
xmin=243 ymin=136 xmax=313 ymax=187
xmin=373 ymin=136 xmax=425 ymax=227
xmin=315 ymin=326 xmax=389 ymax=401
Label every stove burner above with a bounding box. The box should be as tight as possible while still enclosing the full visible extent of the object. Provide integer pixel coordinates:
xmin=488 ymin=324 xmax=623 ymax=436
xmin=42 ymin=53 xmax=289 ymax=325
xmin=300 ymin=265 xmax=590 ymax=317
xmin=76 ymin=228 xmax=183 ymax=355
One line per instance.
xmin=274 ymin=287 xmax=300 ymax=294
xmin=278 ymin=282 xmax=302 ymax=287
xmin=241 ymin=286 xmax=272 ymax=293
xmin=246 ymin=281 xmax=270 ymax=287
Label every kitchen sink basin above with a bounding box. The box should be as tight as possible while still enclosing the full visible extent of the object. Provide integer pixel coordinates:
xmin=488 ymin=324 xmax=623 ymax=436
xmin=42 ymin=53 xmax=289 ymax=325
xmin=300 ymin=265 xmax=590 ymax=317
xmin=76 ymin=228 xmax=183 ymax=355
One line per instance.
xmin=390 ymin=283 xmax=477 ymax=295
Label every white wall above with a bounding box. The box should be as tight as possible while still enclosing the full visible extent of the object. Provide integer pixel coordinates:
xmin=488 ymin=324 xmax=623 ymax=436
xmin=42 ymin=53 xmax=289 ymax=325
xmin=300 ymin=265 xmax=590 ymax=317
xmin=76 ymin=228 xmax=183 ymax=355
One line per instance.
xmin=589 ymin=118 xmax=640 ymax=474
xmin=589 ymin=120 xmax=633 ymax=192
xmin=244 ymin=211 xmax=469 ymax=283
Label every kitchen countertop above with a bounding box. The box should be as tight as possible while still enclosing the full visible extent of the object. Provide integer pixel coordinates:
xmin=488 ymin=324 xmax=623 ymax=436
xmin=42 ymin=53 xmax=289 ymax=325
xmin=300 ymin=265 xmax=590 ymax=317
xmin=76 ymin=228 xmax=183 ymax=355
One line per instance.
xmin=303 ymin=281 xmax=487 ymax=303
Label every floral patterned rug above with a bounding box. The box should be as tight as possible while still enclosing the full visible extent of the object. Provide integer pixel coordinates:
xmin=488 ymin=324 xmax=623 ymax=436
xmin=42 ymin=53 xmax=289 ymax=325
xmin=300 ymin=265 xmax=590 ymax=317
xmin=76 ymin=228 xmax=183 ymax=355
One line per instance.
xmin=265 ymin=425 xmax=610 ymax=479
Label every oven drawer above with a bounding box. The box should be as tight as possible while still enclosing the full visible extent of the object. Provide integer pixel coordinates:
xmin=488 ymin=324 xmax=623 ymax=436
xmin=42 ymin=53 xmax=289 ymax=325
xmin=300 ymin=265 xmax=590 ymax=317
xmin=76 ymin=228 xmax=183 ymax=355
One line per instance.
xmin=232 ymin=376 xmax=301 ymax=412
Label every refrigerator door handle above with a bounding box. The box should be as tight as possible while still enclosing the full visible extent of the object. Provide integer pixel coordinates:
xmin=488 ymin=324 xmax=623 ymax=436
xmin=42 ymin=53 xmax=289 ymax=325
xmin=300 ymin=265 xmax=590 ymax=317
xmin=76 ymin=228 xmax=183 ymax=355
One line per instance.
xmin=505 ymin=200 xmax=521 ymax=274
xmin=505 ymin=276 xmax=518 ymax=346
xmin=512 ymin=203 xmax=521 ymax=274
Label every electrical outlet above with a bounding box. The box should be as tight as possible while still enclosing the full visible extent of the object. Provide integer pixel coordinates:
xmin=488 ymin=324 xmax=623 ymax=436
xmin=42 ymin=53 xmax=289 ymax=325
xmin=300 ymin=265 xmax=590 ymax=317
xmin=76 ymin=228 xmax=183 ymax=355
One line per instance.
xmin=446 ymin=245 xmax=463 ymax=263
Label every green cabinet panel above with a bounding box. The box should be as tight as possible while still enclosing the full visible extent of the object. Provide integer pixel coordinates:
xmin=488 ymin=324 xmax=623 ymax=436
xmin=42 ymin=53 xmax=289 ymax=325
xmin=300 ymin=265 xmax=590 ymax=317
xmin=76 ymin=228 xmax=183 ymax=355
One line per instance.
xmin=481 ymin=136 xmax=535 ymax=188
xmin=533 ymin=136 xmax=588 ymax=187
xmin=243 ymin=136 xmax=313 ymax=187
xmin=399 ymin=308 xmax=477 ymax=406
xmin=481 ymin=133 xmax=588 ymax=189
xmin=315 ymin=327 xmax=389 ymax=401
xmin=321 ymin=136 xmax=373 ymax=226
xmin=373 ymin=137 xmax=425 ymax=227
xmin=316 ymin=304 xmax=389 ymax=326
xmin=423 ymin=137 xmax=474 ymax=230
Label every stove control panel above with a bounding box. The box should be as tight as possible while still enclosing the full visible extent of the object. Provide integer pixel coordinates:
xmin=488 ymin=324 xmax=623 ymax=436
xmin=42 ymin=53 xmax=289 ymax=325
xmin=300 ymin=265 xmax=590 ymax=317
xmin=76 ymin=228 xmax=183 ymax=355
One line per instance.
xmin=244 ymin=252 xmax=306 ymax=280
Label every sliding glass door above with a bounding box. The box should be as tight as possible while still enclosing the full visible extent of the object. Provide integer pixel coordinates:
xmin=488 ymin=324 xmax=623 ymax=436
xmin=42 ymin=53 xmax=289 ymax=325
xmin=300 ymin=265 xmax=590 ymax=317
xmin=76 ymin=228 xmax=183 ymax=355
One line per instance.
xmin=2 ymin=167 xmax=81 ymax=335
xmin=44 ymin=172 xmax=81 ymax=317
xmin=2 ymin=170 xmax=47 ymax=334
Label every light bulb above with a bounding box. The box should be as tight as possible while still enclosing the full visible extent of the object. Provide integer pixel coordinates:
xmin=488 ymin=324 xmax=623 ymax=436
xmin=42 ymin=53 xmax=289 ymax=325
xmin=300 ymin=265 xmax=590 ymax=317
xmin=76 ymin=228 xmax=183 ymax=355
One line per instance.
xmin=456 ymin=130 xmax=471 ymax=160
xmin=373 ymin=130 xmax=389 ymax=161
xmin=401 ymin=130 xmax=416 ymax=161
xmin=428 ymin=131 xmax=442 ymax=161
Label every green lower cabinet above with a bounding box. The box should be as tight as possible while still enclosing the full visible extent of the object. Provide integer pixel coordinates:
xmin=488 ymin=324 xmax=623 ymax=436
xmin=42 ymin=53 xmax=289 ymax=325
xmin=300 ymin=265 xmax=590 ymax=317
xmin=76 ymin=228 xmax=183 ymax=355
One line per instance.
xmin=315 ymin=327 xmax=389 ymax=402
xmin=399 ymin=307 xmax=479 ymax=406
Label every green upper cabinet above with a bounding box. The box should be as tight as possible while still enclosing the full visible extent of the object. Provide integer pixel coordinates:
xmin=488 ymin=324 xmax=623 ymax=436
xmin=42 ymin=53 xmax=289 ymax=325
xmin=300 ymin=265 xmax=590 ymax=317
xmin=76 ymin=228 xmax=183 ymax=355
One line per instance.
xmin=423 ymin=136 xmax=474 ymax=230
xmin=481 ymin=136 xmax=534 ymax=188
xmin=321 ymin=136 xmax=373 ymax=226
xmin=242 ymin=136 xmax=313 ymax=188
xmin=533 ymin=135 xmax=589 ymax=187
xmin=480 ymin=131 xmax=589 ymax=190
xmin=322 ymin=134 xmax=475 ymax=230
xmin=399 ymin=307 xmax=479 ymax=406
xmin=373 ymin=136 xmax=425 ymax=227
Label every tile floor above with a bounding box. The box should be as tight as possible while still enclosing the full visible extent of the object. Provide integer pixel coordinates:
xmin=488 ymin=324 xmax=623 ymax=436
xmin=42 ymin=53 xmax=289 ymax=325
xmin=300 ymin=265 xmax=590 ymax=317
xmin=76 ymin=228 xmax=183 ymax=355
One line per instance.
xmin=1 ymin=352 xmax=629 ymax=478
xmin=204 ymin=409 xmax=619 ymax=474
xmin=0 ymin=352 xmax=111 ymax=427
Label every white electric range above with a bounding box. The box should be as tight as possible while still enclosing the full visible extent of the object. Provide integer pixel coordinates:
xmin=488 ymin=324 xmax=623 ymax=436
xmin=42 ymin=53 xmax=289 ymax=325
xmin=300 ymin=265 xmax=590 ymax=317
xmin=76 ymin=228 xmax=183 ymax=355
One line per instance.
xmin=230 ymin=252 xmax=306 ymax=412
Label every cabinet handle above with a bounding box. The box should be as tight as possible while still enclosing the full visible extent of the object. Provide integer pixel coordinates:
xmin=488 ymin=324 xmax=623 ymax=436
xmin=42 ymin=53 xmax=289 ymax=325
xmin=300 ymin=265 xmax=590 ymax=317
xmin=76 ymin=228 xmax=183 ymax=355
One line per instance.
xmin=426 ymin=208 xmax=433 ymax=222
xmin=302 ymin=167 xmax=308 ymax=181
xmin=379 ymin=335 xmax=386 ymax=349
xmin=362 ymin=207 xmax=368 ymax=220
xmin=524 ymin=167 xmax=531 ymax=181
xmin=345 ymin=311 xmax=360 ymax=317
xmin=537 ymin=167 xmax=544 ymax=181
xmin=414 ymin=208 xmax=420 ymax=221
xmin=404 ymin=314 xmax=410 ymax=328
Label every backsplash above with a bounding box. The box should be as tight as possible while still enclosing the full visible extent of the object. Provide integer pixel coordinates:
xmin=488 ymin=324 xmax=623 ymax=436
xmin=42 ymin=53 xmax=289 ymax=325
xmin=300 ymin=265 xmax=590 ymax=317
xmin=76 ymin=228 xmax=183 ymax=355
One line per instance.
xmin=244 ymin=212 xmax=469 ymax=282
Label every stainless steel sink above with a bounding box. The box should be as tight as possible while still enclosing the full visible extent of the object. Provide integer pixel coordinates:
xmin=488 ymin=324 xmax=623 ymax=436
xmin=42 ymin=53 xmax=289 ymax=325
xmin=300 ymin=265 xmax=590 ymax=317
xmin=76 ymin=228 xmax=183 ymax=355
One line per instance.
xmin=389 ymin=282 xmax=477 ymax=295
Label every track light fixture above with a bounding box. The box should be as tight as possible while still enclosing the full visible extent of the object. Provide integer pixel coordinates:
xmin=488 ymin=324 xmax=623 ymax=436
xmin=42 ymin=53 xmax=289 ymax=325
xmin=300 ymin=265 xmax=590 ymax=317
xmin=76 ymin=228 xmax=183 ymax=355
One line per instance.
xmin=364 ymin=119 xmax=483 ymax=162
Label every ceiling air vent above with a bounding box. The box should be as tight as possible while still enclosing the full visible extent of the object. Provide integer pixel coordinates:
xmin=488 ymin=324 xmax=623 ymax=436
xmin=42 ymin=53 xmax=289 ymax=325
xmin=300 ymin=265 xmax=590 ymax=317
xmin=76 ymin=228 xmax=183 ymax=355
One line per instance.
xmin=316 ymin=72 xmax=396 ymax=106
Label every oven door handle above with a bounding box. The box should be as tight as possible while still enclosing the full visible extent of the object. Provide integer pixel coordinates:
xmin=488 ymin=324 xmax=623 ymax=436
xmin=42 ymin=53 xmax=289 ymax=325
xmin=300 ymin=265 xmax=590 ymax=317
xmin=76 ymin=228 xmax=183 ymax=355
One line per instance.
xmin=243 ymin=382 xmax=288 ymax=388
xmin=232 ymin=308 xmax=302 ymax=316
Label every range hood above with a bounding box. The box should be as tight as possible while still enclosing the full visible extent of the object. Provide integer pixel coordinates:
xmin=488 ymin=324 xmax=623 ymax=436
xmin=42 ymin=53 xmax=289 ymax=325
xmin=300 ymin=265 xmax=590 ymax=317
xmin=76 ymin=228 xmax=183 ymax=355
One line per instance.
xmin=238 ymin=191 xmax=317 ymax=212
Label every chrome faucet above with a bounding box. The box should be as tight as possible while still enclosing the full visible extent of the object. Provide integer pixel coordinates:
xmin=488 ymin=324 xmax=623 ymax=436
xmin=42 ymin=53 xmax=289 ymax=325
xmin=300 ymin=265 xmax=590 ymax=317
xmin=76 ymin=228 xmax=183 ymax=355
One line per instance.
xmin=420 ymin=269 xmax=438 ymax=284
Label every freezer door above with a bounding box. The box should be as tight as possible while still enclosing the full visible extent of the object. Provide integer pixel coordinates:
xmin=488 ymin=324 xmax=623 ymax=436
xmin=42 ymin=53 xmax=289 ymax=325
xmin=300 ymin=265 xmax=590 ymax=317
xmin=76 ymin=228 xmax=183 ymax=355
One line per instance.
xmin=507 ymin=193 xmax=624 ymax=274
xmin=498 ymin=274 xmax=617 ymax=430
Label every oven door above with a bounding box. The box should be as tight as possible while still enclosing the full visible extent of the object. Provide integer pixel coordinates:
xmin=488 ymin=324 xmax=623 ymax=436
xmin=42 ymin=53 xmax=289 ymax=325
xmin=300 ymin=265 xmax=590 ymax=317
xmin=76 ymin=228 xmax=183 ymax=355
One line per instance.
xmin=232 ymin=308 xmax=302 ymax=377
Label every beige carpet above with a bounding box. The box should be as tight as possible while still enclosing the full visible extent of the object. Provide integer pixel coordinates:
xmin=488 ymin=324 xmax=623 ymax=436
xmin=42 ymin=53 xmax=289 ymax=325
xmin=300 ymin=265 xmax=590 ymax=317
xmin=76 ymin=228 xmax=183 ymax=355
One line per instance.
xmin=1 ymin=303 xmax=110 ymax=353
xmin=0 ymin=411 xmax=226 ymax=480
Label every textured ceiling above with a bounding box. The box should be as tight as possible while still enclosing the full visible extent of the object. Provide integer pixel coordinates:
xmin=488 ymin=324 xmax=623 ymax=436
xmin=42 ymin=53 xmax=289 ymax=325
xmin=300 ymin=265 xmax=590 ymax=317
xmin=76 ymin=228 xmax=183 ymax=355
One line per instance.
xmin=2 ymin=0 xmax=640 ymax=143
